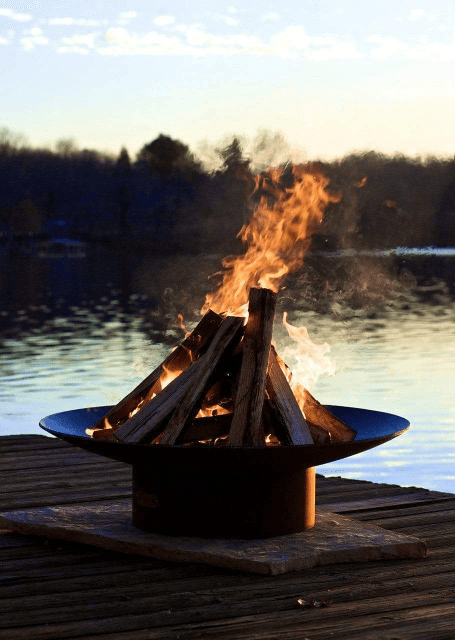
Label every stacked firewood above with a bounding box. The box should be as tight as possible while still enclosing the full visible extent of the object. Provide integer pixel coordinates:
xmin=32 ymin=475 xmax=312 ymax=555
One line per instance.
xmin=87 ymin=288 xmax=356 ymax=447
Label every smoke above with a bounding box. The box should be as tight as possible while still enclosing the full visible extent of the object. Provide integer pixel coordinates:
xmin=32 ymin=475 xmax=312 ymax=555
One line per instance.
xmin=195 ymin=129 xmax=305 ymax=173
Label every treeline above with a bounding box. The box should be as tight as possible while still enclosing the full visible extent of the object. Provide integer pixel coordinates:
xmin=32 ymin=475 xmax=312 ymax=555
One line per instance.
xmin=1 ymin=127 xmax=455 ymax=253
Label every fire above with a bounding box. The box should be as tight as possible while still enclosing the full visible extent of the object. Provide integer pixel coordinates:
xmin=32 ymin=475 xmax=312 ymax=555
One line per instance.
xmin=196 ymin=405 xmax=231 ymax=418
xmin=202 ymin=164 xmax=340 ymax=317
xmin=137 ymin=364 xmax=183 ymax=411
xmin=176 ymin=313 xmax=191 ymax=337
xmin=88 ymin=161 xmax=347 ymax=448
xmin=281 ymin=311 xmax=336 ymax=404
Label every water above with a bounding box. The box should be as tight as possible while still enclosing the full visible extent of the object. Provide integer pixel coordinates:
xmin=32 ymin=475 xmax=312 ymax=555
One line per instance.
xmin=1 ymin=245 xmax=454 ymax=493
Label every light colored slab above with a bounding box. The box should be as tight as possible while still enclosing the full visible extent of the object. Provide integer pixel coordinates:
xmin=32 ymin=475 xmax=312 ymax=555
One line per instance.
xmin=0 ymin=500 xmax=426 ymax=575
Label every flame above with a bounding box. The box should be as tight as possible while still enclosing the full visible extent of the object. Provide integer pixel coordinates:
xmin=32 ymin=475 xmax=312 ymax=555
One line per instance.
xmin=202 ymin=165 xmax=340 ymax=316
xmin=139 ymin=363 xmax=184 ymax=409
xmin=281 ymin=312 xmax=336 ymax=411
xmin=176 ymin=313 xmax=191 ymax=338
xmin=265 ymin=433 xmax=281 ymax=447
xmin=196 ymin=404 xmax=231 ymax=418
xmin=160 ymin=363 xmax=181 ymax=389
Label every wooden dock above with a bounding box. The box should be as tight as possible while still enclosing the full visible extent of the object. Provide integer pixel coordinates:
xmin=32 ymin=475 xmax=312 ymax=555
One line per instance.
xmin=1 ymin=434 xmax=454 ymax=639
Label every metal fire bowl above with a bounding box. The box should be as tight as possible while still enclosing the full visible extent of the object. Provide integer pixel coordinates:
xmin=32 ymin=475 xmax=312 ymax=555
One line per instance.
xmin=40 ymin=405 xmax=410 ymax=471
xmin=40 ymin=406 xmax=409 ymax=538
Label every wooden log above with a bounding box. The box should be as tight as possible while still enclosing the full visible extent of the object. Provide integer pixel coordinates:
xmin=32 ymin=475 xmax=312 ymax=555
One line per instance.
xmin=301 ymin=386 xmax=357 ymax=442
xmin=228 ymin=287 xmax=277 ymax=447
xmin=306 ymin=421 xmax=332 ymax=445
xmin=180 ymin=414 xmax=232 ymax=443
xmin=159 ymin=316 xmax=244 ymax=445
xmin=85 ymin=427 xmax=118 ymax=442
xmin=114 ymin=356 xmax=207 ymax=444
xmin=265 ymin=348 xmax=314 ymax=446
xmin=92 ymin=310 xmax=224 ymax=430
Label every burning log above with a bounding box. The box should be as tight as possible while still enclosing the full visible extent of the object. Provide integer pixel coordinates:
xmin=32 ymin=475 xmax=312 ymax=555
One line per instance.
xmin=116 ymin=316 xmax=244 ymax=445
xmin=113 ymin=357 xmax=208 ymax=444
xmin=305 ymin=422 xmax=332 ymax=446
xmin=88 ymin=287 xmax=356 ymax=449
xmin=182 ymin=414 xmax=231 ymax=443
xmin=228 ymin=288 xmax=277 ymax=447
xmin=159 ymin=316 xmax=244 ymax=445
xmin=300 ymin=387 xmax=356 ymax=443
xmin=91 ymin=310 xmax=224 ymax=432
xmin=265 ymin=347 xmax=314 ymax=446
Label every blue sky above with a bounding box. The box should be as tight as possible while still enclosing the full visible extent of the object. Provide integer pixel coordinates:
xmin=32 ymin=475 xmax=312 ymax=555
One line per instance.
xmin=1 ymin=1 xmax=454 ymax=161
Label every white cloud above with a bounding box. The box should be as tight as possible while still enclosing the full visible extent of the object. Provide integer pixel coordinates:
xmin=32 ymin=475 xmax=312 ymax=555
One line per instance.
xmin=100 ymin=26 xmax=187 ymax=55
xmin=118 ymin=11 xmax=137 ymax=20
xmin=0 ymin=35 xmax=9 ymax=44
xmin=153 ymin=15 xmax=175 ymax=27
xmin=261 ymin=11 xmax=279 ymax=23
xmin=271 ymin=26 xmax=360 ymax=60
xmin=0 ymin=8 xmax=32 ymax=22
xmin=97 ymin=25 xmax=270 ymax=57
xmin=57 ymin=45 xmax=90 ymax=55
xmin=368 ymin=36 xmax=411 ymax=59
xmin=94 ymin=23 xmax=363 ymax=60
xmin=227 ymin=6 xmax=237 ymax=14
xmin=60 ymin=32 xmax=97 ymax=49
xmin=306 ymin=39 xmax=361 ymax=61
xmin=368 ymin=35 xmax=455 ymax=62
xmin=213 ymin=13 xmax=239 ymax=26
xmin=409 ymin=9 xmax=426 ymax=22
xmin=271 ymin=26 xmax=309 ymax=51
xmin=117 ymin=11 xmax=138 ymax=26
xmin=48 ymin=17 xmax=108 ymax=27
xmin=20 ymin=28 xmax=49 ymax=50
xmin=24 ymin=26 xmax=43 ymax=36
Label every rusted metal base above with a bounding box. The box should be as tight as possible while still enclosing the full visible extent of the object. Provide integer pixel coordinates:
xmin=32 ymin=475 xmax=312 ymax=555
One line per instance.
xmin=132 ymin=464 xmax=316 ymax=539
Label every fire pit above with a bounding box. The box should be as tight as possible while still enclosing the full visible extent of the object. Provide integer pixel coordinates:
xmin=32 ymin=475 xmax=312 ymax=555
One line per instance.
xmin=40 ymin=165 xmax=411 ymax=541
xmin=40 ymin=404 xmax=409 ymax=539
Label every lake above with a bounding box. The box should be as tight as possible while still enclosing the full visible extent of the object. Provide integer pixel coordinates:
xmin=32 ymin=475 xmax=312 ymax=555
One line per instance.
xmin=1 ymin=244 xmax=454 ymax=493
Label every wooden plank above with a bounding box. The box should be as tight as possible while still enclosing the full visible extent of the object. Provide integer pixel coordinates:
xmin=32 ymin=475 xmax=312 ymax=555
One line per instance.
xmin=0 ymin=587 xmax=454 ymax=640
xmin=323 ymin=492 xmax=455 ymax=514
xmin=355 ymin=499 xmax=455 ymax=521
xmin=228 ymin=288 xmax=276 ymax=446
xmin=4 ymin=569 xmax=455 ymax=632
xmin=1 ymin=435 xmax=455 ymax=640
xmin=0 ymin=489 xmax=131 ymax=511
xmin=133 ymin=605 xmax=455 ymax=640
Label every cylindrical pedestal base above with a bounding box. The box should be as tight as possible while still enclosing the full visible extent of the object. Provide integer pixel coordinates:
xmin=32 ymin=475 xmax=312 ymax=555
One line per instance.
xmin=132 ymin=464 xmax=316 ymax=539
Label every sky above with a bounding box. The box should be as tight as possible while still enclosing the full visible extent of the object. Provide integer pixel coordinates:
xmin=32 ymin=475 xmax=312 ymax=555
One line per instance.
xmin=1 ymin=0 xmax=455 ymax=162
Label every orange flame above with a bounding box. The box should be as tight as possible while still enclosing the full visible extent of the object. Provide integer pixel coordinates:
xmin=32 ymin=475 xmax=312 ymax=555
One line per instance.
xmin=201 ymin=165 xmax=340 ymax=316
xmin=176 ymin=313 xmax=191 ymax=338
xmin=196 ymin=404 xmax=231 ymax=418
